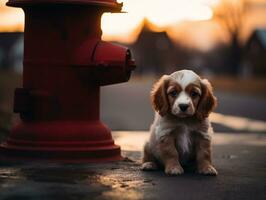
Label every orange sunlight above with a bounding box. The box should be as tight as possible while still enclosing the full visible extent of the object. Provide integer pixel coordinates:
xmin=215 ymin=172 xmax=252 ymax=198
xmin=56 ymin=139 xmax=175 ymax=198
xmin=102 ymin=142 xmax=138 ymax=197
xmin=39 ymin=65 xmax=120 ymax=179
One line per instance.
xmin=102 ymin=0 xmax=220 ymax=43
xmin=0 ymin=0 xmax=24 ymax=31
xmin=0 ymin=0 xmax=219 ymax=42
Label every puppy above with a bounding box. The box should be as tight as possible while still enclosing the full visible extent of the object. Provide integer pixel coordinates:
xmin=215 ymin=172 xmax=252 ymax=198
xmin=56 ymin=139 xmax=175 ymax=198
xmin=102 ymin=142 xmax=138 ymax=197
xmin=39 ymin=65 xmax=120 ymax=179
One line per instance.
xmin=141 ymin=70 xmax=218 ymax=176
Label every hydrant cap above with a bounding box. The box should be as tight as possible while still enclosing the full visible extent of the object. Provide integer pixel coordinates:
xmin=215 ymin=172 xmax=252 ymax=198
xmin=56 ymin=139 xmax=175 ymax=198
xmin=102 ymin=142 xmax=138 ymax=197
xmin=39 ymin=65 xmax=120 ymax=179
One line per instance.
xmin=6 ymin=0 xmax=122 ymax=11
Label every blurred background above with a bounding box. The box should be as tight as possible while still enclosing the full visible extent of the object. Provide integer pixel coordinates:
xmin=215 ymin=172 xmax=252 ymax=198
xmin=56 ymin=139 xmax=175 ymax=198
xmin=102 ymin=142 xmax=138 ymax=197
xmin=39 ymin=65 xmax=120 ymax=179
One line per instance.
xmin=0 ymin=0 xmax=266 ymax=137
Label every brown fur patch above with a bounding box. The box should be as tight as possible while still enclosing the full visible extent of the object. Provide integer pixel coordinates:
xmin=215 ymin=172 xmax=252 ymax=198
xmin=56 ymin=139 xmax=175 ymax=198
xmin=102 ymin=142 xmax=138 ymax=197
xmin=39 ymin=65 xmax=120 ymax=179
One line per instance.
xmin=150 ymin=75 xmax=170 ymax=116
xmin=185 ymin=83 xmax=201 ymax=94
xmin=166 ymin=80 xmax=182 ymax=107
xmin=194 ymin=134 xmax=212 ymax=166
xmin=142 ymin=142 xmax=156 ymax=163
xmin=185 ymin=83 xmax=201 ymax=109
xmin=194 ymin=133 xmax=217 ymax=175
xmin=159 ymin=135 xmax=183 ymax=173
xmin=196 ymin=80 xmax=217 ymax=120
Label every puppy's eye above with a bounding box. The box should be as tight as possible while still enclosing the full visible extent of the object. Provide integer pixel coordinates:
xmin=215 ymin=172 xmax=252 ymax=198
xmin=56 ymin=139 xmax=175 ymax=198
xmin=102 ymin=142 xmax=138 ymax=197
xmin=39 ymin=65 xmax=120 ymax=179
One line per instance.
xmin=191 ymin=91 xmax=199 ymax=98
xmin=168 ymin=90 xmax=178 ymax=98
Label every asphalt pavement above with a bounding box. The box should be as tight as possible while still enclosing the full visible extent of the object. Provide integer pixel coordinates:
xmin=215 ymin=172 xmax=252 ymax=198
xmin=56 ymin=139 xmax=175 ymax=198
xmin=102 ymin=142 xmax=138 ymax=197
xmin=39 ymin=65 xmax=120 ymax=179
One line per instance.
xmin=0 ymin=132 xmax=265 ymax=200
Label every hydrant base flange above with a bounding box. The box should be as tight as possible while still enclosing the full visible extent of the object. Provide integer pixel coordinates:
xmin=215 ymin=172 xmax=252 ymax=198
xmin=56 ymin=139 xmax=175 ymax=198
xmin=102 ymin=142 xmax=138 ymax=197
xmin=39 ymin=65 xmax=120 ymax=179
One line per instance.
xmin=0 ymin=121 xmax=123 ymax=162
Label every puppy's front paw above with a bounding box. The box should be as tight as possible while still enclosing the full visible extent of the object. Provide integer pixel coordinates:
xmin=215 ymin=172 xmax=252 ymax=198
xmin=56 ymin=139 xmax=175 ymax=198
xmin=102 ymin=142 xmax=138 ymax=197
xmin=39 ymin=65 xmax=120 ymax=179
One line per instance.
xmin=198 ymin=165 xmax=218 ymax=176
xmin=165 ymin=164 xmax=184 ymax=176
xmin=141 ymin=162 xmax=158 ymax=171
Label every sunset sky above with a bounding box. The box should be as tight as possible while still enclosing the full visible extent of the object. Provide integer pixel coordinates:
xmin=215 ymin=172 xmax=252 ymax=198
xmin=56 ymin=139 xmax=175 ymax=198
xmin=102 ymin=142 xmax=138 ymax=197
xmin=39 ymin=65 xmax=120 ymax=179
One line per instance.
xmin=0 ymin=0 xmax=266 ymax=50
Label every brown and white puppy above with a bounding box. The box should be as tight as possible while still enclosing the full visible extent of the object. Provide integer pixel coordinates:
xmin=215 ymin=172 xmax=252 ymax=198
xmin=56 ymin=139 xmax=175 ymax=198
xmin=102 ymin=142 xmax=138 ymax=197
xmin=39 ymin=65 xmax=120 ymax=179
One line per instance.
xmin=141 ymin=70 xmax=218 ymax=176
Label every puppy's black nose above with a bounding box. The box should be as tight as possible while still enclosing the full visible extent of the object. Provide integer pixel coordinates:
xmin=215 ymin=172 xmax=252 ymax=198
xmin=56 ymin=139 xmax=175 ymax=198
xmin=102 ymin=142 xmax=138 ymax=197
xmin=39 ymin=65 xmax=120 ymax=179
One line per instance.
xmin=179 ymin=104 xmax=189 ymax=112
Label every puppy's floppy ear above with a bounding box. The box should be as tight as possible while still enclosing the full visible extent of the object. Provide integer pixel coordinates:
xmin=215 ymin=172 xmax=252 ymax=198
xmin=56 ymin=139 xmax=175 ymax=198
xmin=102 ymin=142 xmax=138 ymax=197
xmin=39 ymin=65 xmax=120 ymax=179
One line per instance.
xmin=196 ymin=79 xmax=217 ymax=120
xmin=150 ymin=75 xmax=170 ymax=116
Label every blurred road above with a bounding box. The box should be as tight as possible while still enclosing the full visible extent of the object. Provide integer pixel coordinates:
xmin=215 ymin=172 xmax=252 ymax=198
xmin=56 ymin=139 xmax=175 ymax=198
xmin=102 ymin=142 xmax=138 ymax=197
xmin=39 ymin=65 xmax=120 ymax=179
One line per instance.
xmin=0 ymin=72 xmax=265 ymax=133
xmin=101 ymin=78 xmax=266 ymax=132
xmin=215 ymin=91 xmax=266 ymax=121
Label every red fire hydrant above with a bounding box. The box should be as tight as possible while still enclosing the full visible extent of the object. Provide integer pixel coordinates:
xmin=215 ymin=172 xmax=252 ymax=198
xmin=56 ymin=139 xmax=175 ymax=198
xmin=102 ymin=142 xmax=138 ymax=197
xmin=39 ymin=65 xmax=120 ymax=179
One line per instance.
xmin=0 ymin=0 xmax=136 ymax=162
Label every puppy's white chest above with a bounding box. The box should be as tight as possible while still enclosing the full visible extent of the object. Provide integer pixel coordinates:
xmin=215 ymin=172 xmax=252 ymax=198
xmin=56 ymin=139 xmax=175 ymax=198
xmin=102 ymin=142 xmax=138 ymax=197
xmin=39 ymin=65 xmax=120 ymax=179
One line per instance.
xmin=175 ymin=126 xmax=191 ymax=155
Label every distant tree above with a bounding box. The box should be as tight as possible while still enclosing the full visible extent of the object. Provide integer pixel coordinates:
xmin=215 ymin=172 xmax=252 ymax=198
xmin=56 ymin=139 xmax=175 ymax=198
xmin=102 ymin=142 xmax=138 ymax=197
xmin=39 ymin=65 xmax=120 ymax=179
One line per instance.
xmin=213 ymin=0 xmax=245 ymax=75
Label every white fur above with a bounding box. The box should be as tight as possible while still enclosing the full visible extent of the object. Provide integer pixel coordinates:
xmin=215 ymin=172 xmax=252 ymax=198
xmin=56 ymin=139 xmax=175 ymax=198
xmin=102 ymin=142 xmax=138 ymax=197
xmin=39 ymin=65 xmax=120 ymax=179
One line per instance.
xmin=154 ymin=113 xmax=175 ymax=140
xmin=177 ymin=125 xmax=191 ymax=154
xmin=170 ymin=70 xmax=200 ymax=89
xmin=176 ymin=91 xmax=190 ymax=105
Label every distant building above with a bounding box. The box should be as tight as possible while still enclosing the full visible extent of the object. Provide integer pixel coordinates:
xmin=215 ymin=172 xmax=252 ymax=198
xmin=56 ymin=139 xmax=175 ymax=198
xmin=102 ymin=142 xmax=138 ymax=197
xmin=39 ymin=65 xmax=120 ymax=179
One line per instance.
xmin=130 ymin=20 xmax=177 ymax=75
xmin=0 ymin=32 xmax=23 ymax=72
xmin=243 ymin=29 xmax=266 ymax=77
